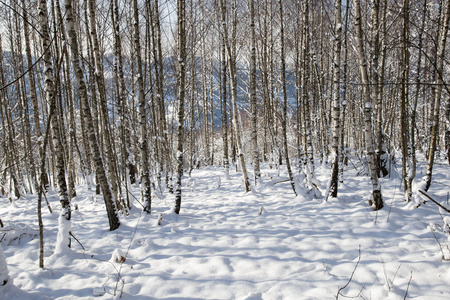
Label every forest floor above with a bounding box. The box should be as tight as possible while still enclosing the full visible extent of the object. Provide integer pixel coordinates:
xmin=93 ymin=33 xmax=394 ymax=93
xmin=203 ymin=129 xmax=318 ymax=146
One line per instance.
xmin=1 ymin=153 xmax=450 ymax=299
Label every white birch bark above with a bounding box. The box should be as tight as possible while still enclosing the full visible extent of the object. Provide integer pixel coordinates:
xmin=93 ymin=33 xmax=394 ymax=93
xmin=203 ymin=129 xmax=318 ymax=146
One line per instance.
xmin=64 ymin=0 xmax=120 ymax=230
xmin=353 ymin=0 xmax=383 ymax=210
xmin=279 ymin=0 xmax=296 ymax=196
xmin=249 ymin=0 xmax=260 ymax=185
xmin=132 ymin=0 xmax=152 ymax=213
xmin=423 ymin=0 xmax=450 ymax=191
xmin=329 ymin=0 xmax=342 ymax=199
xmin=219 ymin=0 xmax=250 ymax=192
xmin=175 ymin=0 xmax=187 ymax=214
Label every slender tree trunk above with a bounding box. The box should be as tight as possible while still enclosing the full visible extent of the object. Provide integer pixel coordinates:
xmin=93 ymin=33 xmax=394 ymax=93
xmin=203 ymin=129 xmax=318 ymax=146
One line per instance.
xmin=10 ymin=5 xmax=29 ymax=196
xmin=88 ymin=0 xmax=124 ymax=212
xmin=423 ymin=0 xmax=450 ymax=191
xmin=57 ymin=25 xmax=79 ymax=199
xmin=2 ymin=30 xmax=22 ymax=200
xmin=301 ymin=1 xmax=314 ymax=176
xmin=329 ymin=0 xmax=342 ymax=199
xmin=37 ymin=0 xmax=73 ymax=258
xmin=16 ymin=46 xmax=34 ymax=195
xmin=410 ymin=0 xmax=428 ymax=195
xmin=219 ymin=0 xmax=250 ymax=192
xmin=83 ymin=0 xmax=100 ymax=167
xmin=376 ymin=0 xmax=389 ymax=178
xmin=371 ymin=0 xmax=381 ymax=175
xmin=188 ymin=1 xmax=197 ymax=174
xmin=353 ymin=0 xmax=383 ymax=210
xmin=64 ymin=0 xmax=120 ymax=230
xmin=279 ymin=0 xmax=296 ymax=196
xmin=146 ymin=0 xmax=161 ymax=191
xmin=400 ymin=0 xmax=412 ymax=202
xmin=249 ymin=0 xmax=260 ymax=185
xmin=22 ymin=0 xmax=39 ymax=193
xmin=36 ymin=108 xmax=55 ymax=268
xmin=209 ymin=60 xmax=215 ymax=165
xmin=54 ymin=0 xmax=92 ymax=189
xmin=151 ymin=0 xmax=170 ymax=188
xmin=294 ymin=5 xmax=302 ymax=167
xmin=174 ymin=0 xmax=186 ymax=214
xmin=38 ymin=0 xmax=70 ymax=220
xmin=339 ymin=1 xmax=350 ymax=184
xmin=220 ymin=36 xmax=230 ymax=179
xmin=0 ymin=35 xmax=18 ymax=199
xmin=111 ymin=0 xmax=134 ymax=202
xmin=133 ymin=0 xmax=152 ymax=213
xmin=260 ymin=0 xmax=271 ymax=164
xmin=200 ymin=2 xmax=210 ymax=166
xmin=425 ymin=3 xmax=442 ymax=158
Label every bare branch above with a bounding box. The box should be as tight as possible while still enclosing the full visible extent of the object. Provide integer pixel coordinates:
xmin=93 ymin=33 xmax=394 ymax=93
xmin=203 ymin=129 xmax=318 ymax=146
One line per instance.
xmin=336 ymin=246 xmax=362 ymax=300
xmin=419 ymin=190 xmax=450 ymax=214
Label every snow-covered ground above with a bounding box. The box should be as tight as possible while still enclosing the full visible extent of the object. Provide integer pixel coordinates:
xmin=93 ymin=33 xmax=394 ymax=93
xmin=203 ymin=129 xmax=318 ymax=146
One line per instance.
xmin=1 ymin=156 xmax=450 ymax=299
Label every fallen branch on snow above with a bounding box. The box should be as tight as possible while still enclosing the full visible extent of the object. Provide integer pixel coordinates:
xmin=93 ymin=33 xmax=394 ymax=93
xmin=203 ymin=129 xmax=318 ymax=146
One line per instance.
xmin=418 ymin=190 xmax=450 ymax=214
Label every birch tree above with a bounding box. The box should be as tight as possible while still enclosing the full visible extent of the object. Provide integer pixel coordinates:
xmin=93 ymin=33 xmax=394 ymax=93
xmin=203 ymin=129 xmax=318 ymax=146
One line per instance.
xmin=219 ymin=0 xmax=250 ymax=192
xmin=353 ymin=0 xmax=383 ymax=210
xmin=220 ymin=34 xmax=230 ymax=179
xmin=174 ymin=0 xmax=186 ymax=214
xmin=88 ymin=0 xmax=125 ymax=211
xmin=400 ymin=0 xmax=413 ymax=202
xmin=423 ymin=0 xmax=450 ymax=191
xmin=410 ymin=0 xmax=428 ymax=190
xmin=64 ymin=0 xmax=120 ymax=230
xmin=375 ymin=0 xmax=389 ymax=178
xmin=152 ymin=0 xmax=170 ymax=188
xmin=329 ymin=0 xmax=342 ymax=199
xmin=133 ymin=0 xmax=152 ymax=213
xmin=301 ymin=1 xmax=314 ymax=176
xmin=279 ymin=0 xmax=296 ymax=196
xmin=38 ymin=0 xmax=71 ymax=250
xmin=22 ymin=0 xmax=39 ymax=193
xmin=249 ymin=0 xmax=260 ymax=184
xmin=111 ymin=0 xmax=134 ymax=204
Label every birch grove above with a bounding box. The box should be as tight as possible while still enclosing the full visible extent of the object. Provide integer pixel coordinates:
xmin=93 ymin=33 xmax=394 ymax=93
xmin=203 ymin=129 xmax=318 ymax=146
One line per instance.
xmin=0 ymin=0 xmax=448 ymax=234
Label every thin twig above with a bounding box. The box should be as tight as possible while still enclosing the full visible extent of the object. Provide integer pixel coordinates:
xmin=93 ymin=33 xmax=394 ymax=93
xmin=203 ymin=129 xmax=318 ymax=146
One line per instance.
xmin=432 ymin=181 xmax=450 ymax=188
xmin=363 ymin=201 xmax=375 ymax=222
xmin=113 ymin=209 xmax=143 ymax=296
xmin=392 ymin=264 xmax=402 ymax=287
xmin=387 ymin=179 xmax=400 ymax=223
xmin=381 ymin=258 xmax=391 ymax=292
xmin=336 ymin=246 xmax=362 ymax=299
xmin=273 ymin=179 xmax=290 ymax=185
xmin=404 ymin=271 xmax=413 ymax=299
xmin=429 ymin=227 xmax=450 ymax=261
xmin=69 ymin=231 xmax=85 ymax=251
